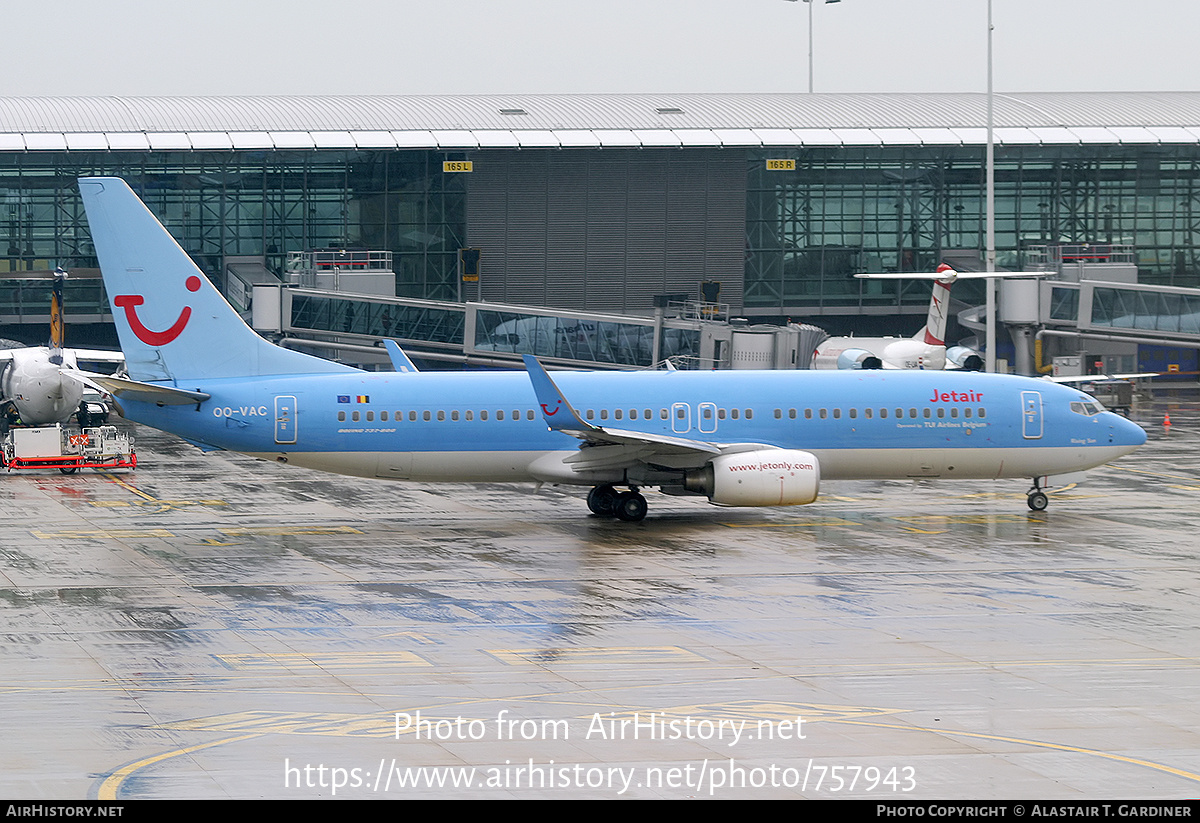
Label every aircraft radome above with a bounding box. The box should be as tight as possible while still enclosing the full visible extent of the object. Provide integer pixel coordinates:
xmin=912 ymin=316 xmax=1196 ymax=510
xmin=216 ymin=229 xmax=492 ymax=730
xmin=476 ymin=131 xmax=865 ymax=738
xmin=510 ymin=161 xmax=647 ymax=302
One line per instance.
xmin=77 ymin=177 xmax=1146 ymax=520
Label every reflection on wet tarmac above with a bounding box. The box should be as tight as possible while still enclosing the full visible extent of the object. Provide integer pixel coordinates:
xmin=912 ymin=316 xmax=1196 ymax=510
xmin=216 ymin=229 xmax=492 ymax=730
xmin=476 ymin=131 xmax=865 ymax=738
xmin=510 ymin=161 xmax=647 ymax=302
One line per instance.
xmin=2 ymin=398 xmax=1199 ymax=798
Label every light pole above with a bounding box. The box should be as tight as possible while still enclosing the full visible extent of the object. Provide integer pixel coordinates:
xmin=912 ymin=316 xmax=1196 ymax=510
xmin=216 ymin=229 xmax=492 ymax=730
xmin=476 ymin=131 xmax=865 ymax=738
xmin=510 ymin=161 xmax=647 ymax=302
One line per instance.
xmin=985 ymin=0 xmax=997 ymax=372
xmin=783 ymin=0 xmax=842 ymax=93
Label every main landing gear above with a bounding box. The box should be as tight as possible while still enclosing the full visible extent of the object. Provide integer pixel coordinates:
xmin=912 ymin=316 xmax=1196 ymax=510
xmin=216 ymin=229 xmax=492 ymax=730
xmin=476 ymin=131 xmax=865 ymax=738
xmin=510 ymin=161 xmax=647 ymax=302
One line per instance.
xmin=587 ymin=484 xmax=648 ymax=522
xmin=1026 ymin=479 xmax=1049 ymax=512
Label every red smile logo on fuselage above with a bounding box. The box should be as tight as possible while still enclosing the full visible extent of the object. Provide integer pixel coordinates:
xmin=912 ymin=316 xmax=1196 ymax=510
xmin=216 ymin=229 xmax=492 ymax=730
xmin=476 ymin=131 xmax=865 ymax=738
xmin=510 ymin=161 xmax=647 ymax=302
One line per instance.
xmin=115 ymin=275 xmax=202 ymax=346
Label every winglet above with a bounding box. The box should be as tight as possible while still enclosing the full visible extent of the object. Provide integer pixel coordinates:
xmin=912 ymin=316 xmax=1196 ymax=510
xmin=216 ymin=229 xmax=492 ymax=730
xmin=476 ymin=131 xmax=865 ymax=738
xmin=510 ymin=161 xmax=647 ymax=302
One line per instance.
xmin=522 ymin=355 xmax=597 ymax=433
xmin=383 ymin=339 xmax=420 ymax=373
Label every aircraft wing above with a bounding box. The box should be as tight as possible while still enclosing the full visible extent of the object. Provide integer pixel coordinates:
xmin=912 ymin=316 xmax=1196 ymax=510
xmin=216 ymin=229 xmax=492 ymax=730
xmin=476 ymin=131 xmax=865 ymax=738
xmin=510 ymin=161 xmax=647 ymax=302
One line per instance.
xmin=523 ymin=355 xmax=772 ymax=470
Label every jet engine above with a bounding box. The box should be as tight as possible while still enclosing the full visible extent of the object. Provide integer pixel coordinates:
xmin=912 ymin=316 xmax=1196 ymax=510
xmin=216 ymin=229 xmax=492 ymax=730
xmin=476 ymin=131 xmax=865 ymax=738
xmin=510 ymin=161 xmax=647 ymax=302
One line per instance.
xmin=683 ymin=449 xmax=820 ymax=507
xmin=946 ymin=345 xmax=984 ymax=371
xmin=812 ymin=347 xmax=883 ymax=370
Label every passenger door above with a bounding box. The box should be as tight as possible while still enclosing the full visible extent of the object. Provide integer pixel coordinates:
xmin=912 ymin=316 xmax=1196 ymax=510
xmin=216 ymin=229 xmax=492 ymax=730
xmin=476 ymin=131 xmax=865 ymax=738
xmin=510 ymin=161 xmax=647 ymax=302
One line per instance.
xmin=1021 ymin=391 xmax=1043 ymax=439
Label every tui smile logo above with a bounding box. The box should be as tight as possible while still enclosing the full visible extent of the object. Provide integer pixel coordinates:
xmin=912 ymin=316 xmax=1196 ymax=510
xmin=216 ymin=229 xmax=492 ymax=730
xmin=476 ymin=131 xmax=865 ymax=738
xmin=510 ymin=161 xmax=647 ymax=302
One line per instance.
xmin=115 ymin=275 xmax=202 ymax=346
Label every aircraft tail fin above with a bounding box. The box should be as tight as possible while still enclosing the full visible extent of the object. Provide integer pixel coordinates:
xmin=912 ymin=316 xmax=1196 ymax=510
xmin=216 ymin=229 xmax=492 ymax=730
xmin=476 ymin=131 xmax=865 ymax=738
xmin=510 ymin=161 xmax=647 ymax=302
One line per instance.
xmin=48 ymin=267 xmax=67 ymax=365
xmin=78 ymin=177 xmax=359 ymax=383
xmin=915 ymin=263 xmax=958 ymax=346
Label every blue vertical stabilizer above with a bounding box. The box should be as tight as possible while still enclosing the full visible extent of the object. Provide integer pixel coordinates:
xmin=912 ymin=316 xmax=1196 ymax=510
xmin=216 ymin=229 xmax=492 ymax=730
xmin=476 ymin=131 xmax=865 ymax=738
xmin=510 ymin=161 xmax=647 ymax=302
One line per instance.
xmin=78 ymin=177 xmax=359 ymax=383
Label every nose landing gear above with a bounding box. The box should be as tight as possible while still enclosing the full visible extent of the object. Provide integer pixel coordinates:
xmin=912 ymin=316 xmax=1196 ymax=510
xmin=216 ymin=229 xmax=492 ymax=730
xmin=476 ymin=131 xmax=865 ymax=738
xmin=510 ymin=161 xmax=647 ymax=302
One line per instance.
xmin=1026 ymin=479 xmax=1049 ymax=512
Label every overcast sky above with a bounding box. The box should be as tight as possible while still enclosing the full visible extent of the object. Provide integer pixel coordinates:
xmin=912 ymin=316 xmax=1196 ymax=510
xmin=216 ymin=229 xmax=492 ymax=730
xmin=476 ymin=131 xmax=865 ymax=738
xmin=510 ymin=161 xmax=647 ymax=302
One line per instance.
xmin=9 ymin=0 xmax=1198 ymax=97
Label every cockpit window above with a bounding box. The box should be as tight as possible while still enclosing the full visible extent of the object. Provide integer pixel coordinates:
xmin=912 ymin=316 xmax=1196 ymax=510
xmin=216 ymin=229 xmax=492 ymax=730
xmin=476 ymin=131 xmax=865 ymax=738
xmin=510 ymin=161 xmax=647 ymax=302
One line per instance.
xmin=1070 ymin=399 xmax=1105 ymax=416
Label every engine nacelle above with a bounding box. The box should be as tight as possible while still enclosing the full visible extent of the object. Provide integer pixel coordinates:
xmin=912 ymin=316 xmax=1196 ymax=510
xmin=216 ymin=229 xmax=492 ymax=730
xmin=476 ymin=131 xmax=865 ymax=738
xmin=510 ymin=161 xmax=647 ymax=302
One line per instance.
xmin=684 ymin=449 xmax=820 ymax=507
xmin=812 ymin=347 xmax=881 ymax=371
xmin=946 ymin=345 xmax=984 ymax=371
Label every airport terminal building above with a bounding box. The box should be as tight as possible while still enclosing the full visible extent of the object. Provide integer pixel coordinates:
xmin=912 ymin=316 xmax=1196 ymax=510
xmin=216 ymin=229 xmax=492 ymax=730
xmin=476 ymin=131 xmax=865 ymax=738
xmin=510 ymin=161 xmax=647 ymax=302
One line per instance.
xmin=2 ymin=92 xmax=1200 ymax=337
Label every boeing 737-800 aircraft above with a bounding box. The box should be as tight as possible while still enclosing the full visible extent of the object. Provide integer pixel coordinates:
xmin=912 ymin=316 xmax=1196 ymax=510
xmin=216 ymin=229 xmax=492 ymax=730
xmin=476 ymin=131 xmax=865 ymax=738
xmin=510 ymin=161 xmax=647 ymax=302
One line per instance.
xmin=76 ymin=178 xmax=1146 ymax=520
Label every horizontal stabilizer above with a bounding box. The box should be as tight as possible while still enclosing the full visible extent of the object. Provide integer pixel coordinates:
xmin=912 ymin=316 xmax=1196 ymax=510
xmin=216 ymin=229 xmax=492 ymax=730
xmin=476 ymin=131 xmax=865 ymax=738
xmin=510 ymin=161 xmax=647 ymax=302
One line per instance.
xmin=855 ymin=269 xmax=1048 ymax=280
xmin=62 ymin=369 xmax=210 ymax=405
xmin=1044 ymin=372 xmax=1158 ymax=384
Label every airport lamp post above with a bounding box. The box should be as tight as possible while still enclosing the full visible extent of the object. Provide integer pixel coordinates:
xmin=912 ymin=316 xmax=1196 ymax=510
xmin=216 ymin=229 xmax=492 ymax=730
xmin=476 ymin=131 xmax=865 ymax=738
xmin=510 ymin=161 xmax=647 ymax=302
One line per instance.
xmin=985 ymin=0 xmax=997 ymax=372
xmin=783 ymin=0 xmax=842 ymax=93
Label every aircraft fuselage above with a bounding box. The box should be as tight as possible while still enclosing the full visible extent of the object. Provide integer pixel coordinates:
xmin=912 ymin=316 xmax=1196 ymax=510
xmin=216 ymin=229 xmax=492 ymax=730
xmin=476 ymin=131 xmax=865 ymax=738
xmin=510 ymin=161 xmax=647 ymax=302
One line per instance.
xmin=122 ymin=368 xmax=1144 ymax=488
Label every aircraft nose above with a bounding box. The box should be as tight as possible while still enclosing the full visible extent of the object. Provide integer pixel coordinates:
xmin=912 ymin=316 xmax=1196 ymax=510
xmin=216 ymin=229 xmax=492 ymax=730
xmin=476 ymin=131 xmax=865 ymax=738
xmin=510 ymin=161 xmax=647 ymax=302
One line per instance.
xmin=1110 ymin=414 xmax=1147 ymax=451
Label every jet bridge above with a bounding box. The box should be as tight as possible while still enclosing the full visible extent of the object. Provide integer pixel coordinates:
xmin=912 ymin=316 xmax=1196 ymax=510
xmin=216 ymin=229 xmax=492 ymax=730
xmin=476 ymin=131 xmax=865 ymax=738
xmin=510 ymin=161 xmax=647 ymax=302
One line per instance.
xmin=248 ymin=284 xmax=827 ymax=371
xmin=957 ymin=245 xmax=1200 ymax=376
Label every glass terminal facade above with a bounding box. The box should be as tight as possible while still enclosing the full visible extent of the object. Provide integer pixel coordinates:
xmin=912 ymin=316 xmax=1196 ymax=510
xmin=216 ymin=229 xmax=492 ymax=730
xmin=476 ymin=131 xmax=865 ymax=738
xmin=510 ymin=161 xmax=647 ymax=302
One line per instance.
xmin=2 ymin=143 xmax=1199 ymax=323
xmin=1 ymin=150 xmax=465 ymax=319
xmin=746 ymin=144 xmax=1200 ymax=312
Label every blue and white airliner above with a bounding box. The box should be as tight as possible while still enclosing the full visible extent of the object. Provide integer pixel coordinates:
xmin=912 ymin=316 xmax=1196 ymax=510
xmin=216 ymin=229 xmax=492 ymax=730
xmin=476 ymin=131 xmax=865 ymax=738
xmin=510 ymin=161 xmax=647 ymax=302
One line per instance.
xmin=75 ymin=178 xmax=1146 ymax=521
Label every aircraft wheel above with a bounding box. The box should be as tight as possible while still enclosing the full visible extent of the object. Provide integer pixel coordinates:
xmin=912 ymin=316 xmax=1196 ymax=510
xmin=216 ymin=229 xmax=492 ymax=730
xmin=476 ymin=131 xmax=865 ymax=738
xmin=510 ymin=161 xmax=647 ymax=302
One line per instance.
xmin=1027 ymin=490 xmax=1048 ymax=511
xmin=587 ymin=485 xmax=620 ymax=517
xmin=614 ymin=491 xmax=648 ymax=522
xmin=59 ymin=466 xmax=78 ymax=475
